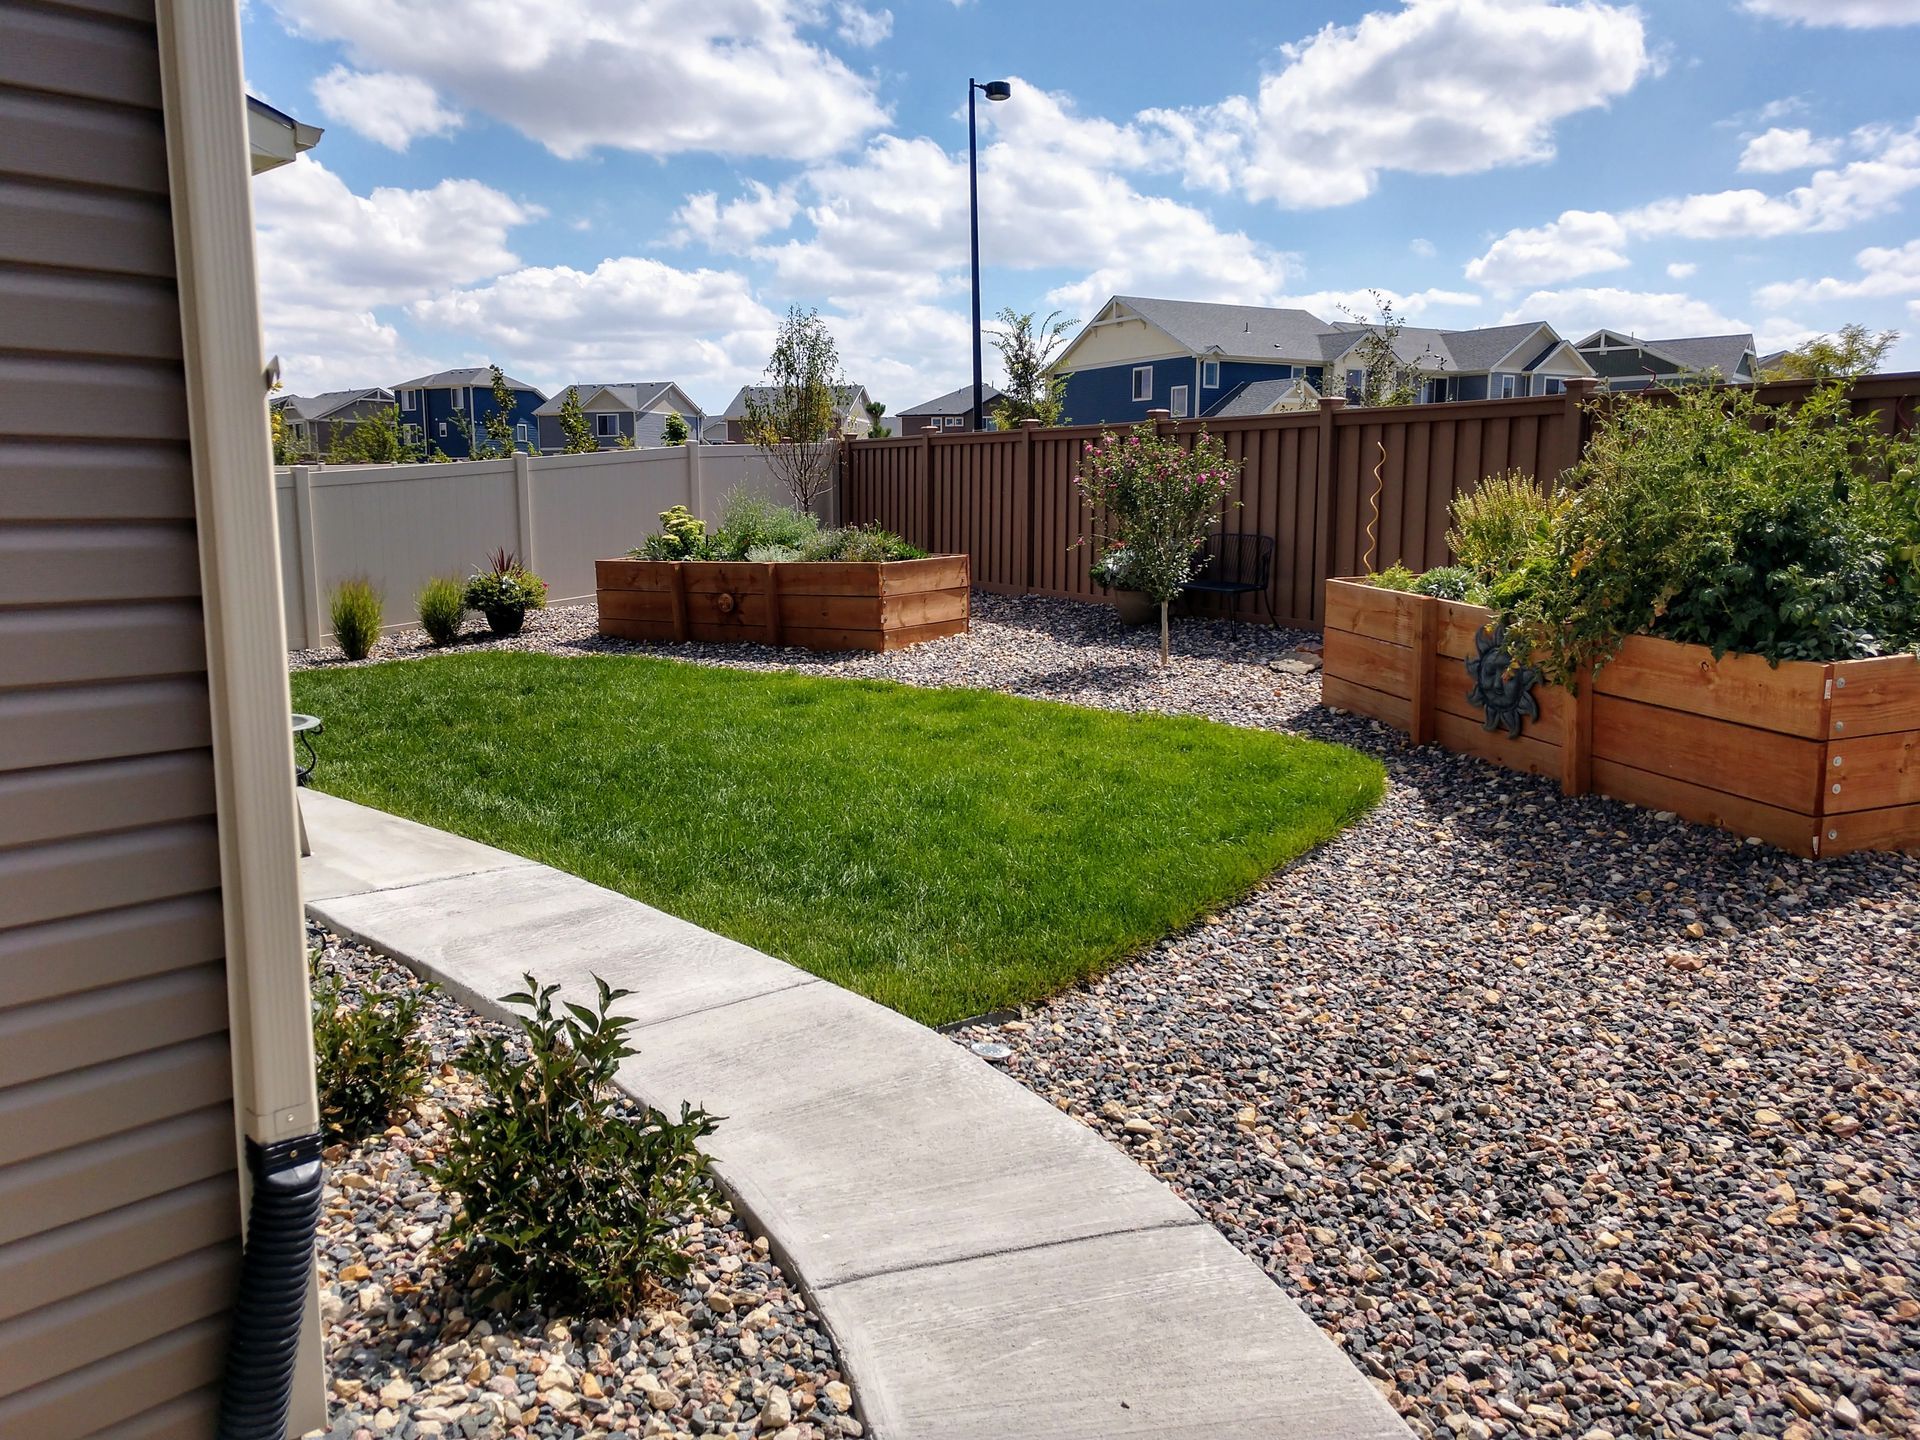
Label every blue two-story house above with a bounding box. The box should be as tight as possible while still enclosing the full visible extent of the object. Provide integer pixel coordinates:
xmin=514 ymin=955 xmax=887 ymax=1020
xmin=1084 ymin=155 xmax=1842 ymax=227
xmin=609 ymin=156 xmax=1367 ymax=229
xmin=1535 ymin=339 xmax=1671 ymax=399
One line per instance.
xmin=1051 ymin=296 xmax=1594 ymax=424
xmin=393 ymin=366 xmax=546 ymax=458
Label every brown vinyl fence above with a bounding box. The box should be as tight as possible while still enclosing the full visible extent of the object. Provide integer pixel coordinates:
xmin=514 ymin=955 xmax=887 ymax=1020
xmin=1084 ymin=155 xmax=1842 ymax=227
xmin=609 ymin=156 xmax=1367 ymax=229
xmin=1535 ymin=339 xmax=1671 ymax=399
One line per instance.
xmin=840 ymin=374 xmax=1920 ymax=630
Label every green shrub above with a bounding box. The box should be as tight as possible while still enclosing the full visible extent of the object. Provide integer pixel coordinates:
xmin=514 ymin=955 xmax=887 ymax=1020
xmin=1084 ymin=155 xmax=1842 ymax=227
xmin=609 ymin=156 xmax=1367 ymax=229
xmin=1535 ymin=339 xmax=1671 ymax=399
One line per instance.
xmin=745 ymin=542 xmax=801 ymax=563
xmin=416 ymin=576 xmax=466 ymax=646
xmin=310 ymin=950 xmax=431 ymax=1144
xmin=329 ymin=577 xmax=384 ymax=660
xmin=1447 ymin=469 xmax=1567 ymax=585
xmin=428 ymin=975 xmax=718 ymax=1317
xmin=710 ymin=490 xmax=818 ymax=558
xmin=1366 ymin=563 xmax=1418 ymax=592
xmin=796 ymin=523 xmax=927 ymax=562
xmin=1503 ymin=381 xmax=1920 ymax=681
xmin=463 ymin=548 xmax=548 ymax=636
xmin=632 ymin=505 xmax=709 ymax=560
xmin=1412 ymin=564 xmax=1483 ymax=602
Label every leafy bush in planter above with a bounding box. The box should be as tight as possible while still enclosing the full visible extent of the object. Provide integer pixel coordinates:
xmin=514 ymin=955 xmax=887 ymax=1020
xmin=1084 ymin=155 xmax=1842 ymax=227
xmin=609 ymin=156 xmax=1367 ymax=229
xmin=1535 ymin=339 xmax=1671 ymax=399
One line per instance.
xmin=806 ymin=523 xmax=926 ymax=562
xmin=416 ymin=575 xmax=466 ymax=646
xmin=1412 ymin=564 xmax=1483 ymax=602
xmin=1447 ymin=469 xmax=1567 ymax=586
xmin=1499 ymin=381 xmax=1920 ymax=680
xmin=1365 ymin=563 xmax=1417 ymax=592
xmin=711 ymin=490 xmax=818 ymax=557
xmin=634 ymin=505 xmax=710 ymax=560
xmin=428 ymin=975 xmax=718 ymax=1317
xmin=329 ymin=576 xmax=384 ymax=660
xmin=463 ymin=548 xmax=548 ymax=636
xmin=310 ymin=950 xmax=431 ymax=1143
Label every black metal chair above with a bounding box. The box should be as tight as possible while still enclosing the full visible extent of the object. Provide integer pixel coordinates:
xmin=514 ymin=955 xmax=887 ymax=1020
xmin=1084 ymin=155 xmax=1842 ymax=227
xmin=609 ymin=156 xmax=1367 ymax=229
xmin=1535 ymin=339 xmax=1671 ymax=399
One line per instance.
xmin=1180 ymin=532 xmax=1277 ymax=628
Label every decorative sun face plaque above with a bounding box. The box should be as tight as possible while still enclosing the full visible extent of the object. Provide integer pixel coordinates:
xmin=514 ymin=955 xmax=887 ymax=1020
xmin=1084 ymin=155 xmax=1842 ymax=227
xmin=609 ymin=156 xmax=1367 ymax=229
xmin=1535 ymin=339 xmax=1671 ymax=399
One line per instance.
xmin=1464 ymin=620 xmax=1541 ymax=739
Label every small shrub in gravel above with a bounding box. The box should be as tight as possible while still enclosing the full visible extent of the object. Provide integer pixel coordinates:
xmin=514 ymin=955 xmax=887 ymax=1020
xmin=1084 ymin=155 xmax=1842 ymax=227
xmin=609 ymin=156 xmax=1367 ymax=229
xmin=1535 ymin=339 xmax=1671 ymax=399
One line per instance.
xmin=414 ymin=574 xmax=465 ymax=647
xmin=462 ymin=547 xmax=548 ymax=637
xmin=310 ymin=949 xmax=431 ymax=1143
xmin=328 ymin=576 xmax=383 ymax=661
xmin=429 ymin=974 xmax=718 ymax=1318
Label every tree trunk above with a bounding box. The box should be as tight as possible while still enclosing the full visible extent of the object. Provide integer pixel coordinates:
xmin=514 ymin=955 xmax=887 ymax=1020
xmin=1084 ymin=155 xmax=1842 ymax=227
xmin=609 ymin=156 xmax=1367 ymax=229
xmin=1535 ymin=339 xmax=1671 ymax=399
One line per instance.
xmin=1159 ymin=600 xmax=1170 ymax=666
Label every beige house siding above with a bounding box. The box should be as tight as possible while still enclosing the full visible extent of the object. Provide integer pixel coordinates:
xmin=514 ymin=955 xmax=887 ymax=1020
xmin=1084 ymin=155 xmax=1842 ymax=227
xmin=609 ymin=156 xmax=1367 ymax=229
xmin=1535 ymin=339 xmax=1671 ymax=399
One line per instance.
xmin=0 ymin=2 xmax=244 ymax=1435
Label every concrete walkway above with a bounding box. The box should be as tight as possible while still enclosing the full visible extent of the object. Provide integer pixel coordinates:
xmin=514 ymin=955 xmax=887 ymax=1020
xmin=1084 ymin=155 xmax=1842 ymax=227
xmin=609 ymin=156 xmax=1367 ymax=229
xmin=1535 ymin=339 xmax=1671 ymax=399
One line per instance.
xmin=301 ymin=790 xmax=1411 ymax=1440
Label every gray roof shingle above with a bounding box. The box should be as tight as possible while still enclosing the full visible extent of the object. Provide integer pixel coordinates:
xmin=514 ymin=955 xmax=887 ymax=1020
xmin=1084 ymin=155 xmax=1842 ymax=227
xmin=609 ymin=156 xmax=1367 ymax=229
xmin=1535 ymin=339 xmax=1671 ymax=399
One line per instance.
xmin=900 ymin=382 xmax=1003 ymax=416
xmin=270 ymin=387 xmax=393 ymax=421
xmin=394 ymin=367 xmax=545 ymax=396
xmin=1112 ymin=296 xmax=1335 ymax=362
xmin=531 ymin=381 xmax=700 ymax=417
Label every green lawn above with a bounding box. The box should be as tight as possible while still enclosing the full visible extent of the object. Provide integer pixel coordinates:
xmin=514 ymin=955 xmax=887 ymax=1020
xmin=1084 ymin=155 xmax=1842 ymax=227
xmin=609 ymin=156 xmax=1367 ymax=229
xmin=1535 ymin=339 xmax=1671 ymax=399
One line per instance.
xmin=292 ymin=653 xmax=1382 ymax=1025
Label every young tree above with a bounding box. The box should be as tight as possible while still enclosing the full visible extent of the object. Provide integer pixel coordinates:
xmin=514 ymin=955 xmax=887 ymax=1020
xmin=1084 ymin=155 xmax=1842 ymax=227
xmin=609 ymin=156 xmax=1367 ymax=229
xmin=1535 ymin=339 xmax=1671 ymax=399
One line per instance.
xmin=863 ymin=399 xmax=891 ymax=438
xmin=1340 ymin=292 xmax=1442 ymax=408
xmin=660 ymin=410 xmax=690 ymax=446
xmin=327 ymin=403 xmax=423 ymax=464
xmin=557 ymin=386 xmax=598 ymax=453
xmin=744 ymin=306 xmax=846 ymax=512
xmin=449 ymin=365 xmax=524 ymax=459
xmin=990 ymin=308 xmax=1076 ymax=427
xmin=1763 ymin=324 xmax=1899 ymax=382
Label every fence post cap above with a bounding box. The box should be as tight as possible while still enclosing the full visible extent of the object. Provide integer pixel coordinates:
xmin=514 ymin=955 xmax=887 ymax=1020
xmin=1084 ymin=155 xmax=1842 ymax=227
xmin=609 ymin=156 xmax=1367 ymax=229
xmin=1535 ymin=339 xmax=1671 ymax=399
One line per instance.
xmin=1563 ymin=377 xmax=1602 ymax=397
xmin=1145 ymin=408 xmax=1171 ymax=421
xmin=1017 ymin=417 xmax=1043 ymax=429
xmin=921 ymin=424 xmax=942 ymax=434
xmin=1318 ymin=395 xmax=1349 ymax=412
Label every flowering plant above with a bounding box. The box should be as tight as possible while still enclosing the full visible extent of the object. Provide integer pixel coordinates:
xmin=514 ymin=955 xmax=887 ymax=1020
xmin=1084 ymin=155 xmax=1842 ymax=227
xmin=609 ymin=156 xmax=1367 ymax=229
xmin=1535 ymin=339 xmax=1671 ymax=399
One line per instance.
xmin=1077 ymin=422 xmax=1241 ymax=661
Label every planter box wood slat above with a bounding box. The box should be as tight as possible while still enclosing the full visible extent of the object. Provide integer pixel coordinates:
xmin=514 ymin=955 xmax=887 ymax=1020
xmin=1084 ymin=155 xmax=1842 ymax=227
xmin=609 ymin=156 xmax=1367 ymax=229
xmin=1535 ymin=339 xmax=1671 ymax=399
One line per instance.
xmin=1321 ymin=577 xmax=1920 ymax=858
xmin=596 ymin=555 xmax=970 ymax=653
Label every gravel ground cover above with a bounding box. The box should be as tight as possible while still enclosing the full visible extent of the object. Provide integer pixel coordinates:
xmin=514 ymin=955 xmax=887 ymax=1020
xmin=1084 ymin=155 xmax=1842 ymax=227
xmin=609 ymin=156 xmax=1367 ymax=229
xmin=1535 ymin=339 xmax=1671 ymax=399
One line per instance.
xmin=295 ymin=594 xmax=1920 ymax=1439
xmin=306 ymin=921 xmax=862 ymax=1440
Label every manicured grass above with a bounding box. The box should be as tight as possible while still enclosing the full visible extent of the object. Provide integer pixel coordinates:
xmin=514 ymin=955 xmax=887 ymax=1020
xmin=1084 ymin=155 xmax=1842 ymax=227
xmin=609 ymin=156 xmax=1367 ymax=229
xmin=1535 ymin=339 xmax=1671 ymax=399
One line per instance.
xmin=292 ymin=654 xmax=1382 ymax=1026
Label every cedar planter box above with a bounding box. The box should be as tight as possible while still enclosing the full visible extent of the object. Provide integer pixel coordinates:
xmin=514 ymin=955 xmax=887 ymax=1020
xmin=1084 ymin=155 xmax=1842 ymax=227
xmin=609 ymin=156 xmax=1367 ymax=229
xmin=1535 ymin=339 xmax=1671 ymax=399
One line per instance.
xmin=1322 ymin=578 xmax=1920 ymax=859
xmin=595 ymin=554 xmax=970 ymax=653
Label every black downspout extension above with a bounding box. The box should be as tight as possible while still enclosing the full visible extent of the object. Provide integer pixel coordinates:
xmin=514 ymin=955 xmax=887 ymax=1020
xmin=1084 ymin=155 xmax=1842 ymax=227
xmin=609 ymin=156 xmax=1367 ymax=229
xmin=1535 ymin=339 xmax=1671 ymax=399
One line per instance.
xmin=217 ymin=1133 xmax=326 ymax=1440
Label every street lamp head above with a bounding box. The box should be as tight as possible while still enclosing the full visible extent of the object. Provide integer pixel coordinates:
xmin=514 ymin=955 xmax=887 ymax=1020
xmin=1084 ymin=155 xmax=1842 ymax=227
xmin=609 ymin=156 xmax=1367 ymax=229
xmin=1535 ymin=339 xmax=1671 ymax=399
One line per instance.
xmin=980 ymin=79 xmax=1012 ymax=102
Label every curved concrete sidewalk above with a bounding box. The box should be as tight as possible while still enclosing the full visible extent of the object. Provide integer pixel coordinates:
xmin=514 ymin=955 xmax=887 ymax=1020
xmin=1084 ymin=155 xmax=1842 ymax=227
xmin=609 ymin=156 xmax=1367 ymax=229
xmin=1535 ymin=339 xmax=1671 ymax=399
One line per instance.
xmin=301 ymin=790 xmax=1410 ymax=1440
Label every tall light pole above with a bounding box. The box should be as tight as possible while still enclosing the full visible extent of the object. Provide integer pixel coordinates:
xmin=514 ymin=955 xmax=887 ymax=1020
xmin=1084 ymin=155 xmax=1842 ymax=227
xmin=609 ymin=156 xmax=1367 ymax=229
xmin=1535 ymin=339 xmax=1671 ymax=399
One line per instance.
xmin=969 ymin=78 xmax=1011 ymax=431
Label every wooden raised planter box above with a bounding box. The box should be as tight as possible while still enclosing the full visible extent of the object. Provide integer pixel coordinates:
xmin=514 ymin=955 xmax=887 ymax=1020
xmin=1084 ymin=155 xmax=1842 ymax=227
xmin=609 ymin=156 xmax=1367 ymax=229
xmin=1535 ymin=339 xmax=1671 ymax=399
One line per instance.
xmin=1322 ymin=578 xmax=1920 ymax=858
xmin=595 ymin=554 xmax=970 ymax=653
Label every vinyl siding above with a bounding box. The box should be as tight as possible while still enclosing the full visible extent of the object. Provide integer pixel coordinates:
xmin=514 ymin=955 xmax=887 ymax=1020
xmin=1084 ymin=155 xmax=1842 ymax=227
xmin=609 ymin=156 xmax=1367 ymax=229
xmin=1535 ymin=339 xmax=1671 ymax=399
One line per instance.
xmin=0 ymin=4 xmax=244 ymax=1436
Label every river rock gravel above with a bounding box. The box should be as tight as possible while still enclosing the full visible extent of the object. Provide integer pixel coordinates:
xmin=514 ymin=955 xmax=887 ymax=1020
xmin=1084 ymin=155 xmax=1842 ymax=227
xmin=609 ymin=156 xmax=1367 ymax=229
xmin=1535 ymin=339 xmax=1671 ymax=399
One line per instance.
xmin=305 ymin=922 xmax=861 ymax=1440
xmin=295 ymin=593 xmax=1920 ymax=1439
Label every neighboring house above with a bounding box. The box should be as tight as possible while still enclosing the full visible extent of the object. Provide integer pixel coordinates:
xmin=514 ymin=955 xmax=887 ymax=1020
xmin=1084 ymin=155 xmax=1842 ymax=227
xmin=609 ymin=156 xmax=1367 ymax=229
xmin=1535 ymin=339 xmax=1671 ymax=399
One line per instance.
xmin=1052 ymin=295 xmax=1596 ymax=424
xmin=271 ymin=387 xmax=395 ymax=457
xmin=1574 ymin=330 xmax=1760 ymax=390
xmin=6 ymin=5 xmax=323 ymax=1435
xmin=394 ymin=368 xmax=546 ymax=458
xmin=1318 ymin=319 xmax=1595 ymax=404
xmin=898 ymin=382 xmax=1005 ymax=433
xmin=717 ymin=384 xmax=873 ymax=444
xmin=246 ymin=93 xmax=322 ymax=174
xmin=532 ymin=381 xmax=707 ymax=452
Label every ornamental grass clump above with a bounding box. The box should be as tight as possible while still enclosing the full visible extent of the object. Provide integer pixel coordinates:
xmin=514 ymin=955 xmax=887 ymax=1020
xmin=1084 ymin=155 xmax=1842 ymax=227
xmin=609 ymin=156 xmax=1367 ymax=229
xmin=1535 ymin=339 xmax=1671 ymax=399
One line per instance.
xmin=1447 ymin=469 xmax=1568 ymax=587
xmin=428 ymin=975 xmax=717 ymax=1318
xmin=415 ymin=575 xmax=465 ymax=647
xmin=1077 ymin=422 xmax=1243 ymax=663
xmin=329 ymin=576 xmax=383 ymax=661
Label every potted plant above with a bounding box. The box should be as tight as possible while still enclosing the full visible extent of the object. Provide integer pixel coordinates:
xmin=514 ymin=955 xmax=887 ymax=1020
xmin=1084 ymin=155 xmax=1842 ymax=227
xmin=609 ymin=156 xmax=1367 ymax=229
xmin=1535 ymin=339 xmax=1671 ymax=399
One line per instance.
xmin=1089 ymin=545 xmax=1155 ymax=626
xmin=464 ymin=547 xmax=549 ymax=637
xmin=1077 ymin=423 xmax=1243 ymax=663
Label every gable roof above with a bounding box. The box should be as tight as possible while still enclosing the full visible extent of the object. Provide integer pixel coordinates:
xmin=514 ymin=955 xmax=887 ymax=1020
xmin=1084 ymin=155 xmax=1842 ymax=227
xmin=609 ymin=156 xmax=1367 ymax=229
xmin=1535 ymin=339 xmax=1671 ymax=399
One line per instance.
xmin=1575 ymin=330 xmax=1758 ymax=378
xmin=1205 ymin=376 xmax=1322 ymax=418
xmin=270 ymin=387 xmax=393 ymax=421
xmin=532 ymin=381 xmax=704 ymax=418
xmin=900 ymin=382 xmax=1004 ymax=416
xmin=394 ymin=367 xmax=546 ymax=397
xmin=721 ymin=383 xmax=870 ymax=420
xmin=1096 ymin=295 xmax=1335 ymax=363
xmin=1322 ymin=321 xmax=1568 ymax=374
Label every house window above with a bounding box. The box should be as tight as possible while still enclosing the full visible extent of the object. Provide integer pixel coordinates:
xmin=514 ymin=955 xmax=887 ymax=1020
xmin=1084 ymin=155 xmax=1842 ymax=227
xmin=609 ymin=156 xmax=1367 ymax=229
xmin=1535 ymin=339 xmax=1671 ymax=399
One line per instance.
xmin=1425 ymin=376 xmax=1450 ymax=403
xmin=401 ymin=389 xmax=419 ymax=411
xmin=1169 ymin=385 xmax=1189 ymax=418
xmin=1346 ymin=369 xmax=1364 ymax=398
xmin=944 ymin=416 xmax=964 ymax=428
xmin=1201 ymin=360 xmax=1220 ymax=389
xmin=1131 ymin=366 xmax=1152 ymax=402
xmin=595 ymin=413 xmax=620 ymax=438
xmin=1543 ymin=377 xmax=1565 ymax=395
xmin=515 ymin=422 xmax=529 ymax=445
xmin=437 ymin=421 xmax=447 ymax=438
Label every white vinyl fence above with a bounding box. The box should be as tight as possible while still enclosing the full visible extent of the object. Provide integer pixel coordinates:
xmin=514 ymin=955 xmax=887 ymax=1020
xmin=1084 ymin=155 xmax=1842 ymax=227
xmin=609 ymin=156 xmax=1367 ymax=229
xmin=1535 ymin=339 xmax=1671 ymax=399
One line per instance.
xmin=276 ymin=444 xmax=822 ymax=648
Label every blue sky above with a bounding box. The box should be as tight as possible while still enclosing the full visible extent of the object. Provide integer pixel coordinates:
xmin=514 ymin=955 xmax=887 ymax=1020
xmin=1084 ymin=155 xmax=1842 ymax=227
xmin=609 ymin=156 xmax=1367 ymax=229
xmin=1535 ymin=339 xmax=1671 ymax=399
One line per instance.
xmin=243 ymin=0 xmax=1920 ymax=414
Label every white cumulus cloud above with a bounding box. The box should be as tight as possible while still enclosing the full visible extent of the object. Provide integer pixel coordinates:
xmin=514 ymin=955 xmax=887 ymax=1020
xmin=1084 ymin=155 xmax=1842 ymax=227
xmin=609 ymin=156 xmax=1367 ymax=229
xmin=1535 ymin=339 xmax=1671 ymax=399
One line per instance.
xmin=1741 ymin=0 xmax=1920 ymax=26
xmin=1464 ymin=210 xmax=1631 ymax=293
xmin=268 ymin=0 xmax=887 ymax=161
xmin=310 ymin=67 xmax=463 ymax=150
xmin=1754 ymin=238 xmax=1920 ymax=308
xmin=835 ymin=2 xmax=892 ymax=47
xmin=1738 ymin=127 xmax=1841 ymax=173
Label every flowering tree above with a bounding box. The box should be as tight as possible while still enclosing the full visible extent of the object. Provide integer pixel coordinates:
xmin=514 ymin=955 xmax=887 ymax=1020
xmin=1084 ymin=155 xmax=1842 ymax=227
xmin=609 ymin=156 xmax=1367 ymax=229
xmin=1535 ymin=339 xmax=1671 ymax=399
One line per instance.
xmin=1077 ymin=422 xmax=1241 ymax=664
